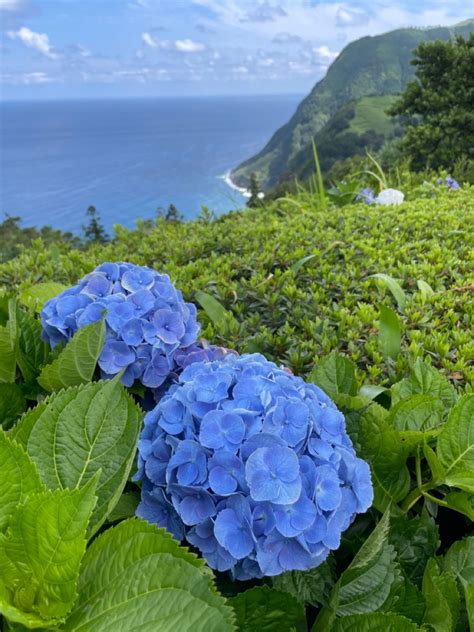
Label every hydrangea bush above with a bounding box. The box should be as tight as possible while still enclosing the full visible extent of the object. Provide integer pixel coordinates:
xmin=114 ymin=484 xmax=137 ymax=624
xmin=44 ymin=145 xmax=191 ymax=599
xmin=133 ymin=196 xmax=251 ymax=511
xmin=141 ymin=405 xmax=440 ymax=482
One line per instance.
xmin=135 ymin=352 xmax=373 ymax=579
xmin=40 ymin=262 xmax=200 ymax=388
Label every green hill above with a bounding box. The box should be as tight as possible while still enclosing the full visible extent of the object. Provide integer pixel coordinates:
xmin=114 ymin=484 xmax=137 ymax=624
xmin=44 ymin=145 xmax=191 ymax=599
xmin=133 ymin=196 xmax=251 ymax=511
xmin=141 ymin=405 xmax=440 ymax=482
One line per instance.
xmin=231 ymin=20 xmax=474 ymax=189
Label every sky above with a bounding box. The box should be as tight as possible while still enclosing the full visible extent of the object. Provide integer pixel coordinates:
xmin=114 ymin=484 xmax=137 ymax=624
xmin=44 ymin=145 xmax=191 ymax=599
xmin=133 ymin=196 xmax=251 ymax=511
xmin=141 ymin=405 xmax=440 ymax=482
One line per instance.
xmin=0 ymin=0 xmax=472 ymax=100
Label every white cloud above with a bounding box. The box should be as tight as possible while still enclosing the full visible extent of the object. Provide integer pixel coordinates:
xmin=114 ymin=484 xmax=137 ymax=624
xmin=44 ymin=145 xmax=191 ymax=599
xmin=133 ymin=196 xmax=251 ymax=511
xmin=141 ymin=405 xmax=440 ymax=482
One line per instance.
xmin=174 ymin=39 xmax=205 ymax=53
xmin=7 ymin=26 xmax=58 ymax=59
xmin=313 ymin=45 xmax=338 ymax=61
xmin=142 ymin=32 xmax=158 ymax=48
xmin=1 ymin=70 xmax=54 ymax=84
xmin=233 ymin=65 xmax=249 ymax=73
xmin=0 ymin=0 xmax=26 ymax=11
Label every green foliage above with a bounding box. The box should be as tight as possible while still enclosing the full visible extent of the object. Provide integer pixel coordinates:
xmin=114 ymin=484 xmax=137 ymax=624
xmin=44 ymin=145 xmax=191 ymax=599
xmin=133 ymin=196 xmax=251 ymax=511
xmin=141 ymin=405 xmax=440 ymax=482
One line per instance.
xmin=390 ymin=34 xmax=474 ymax=170
xmin=83 ymin=205 xmax=109 ymax=244
xmin=38 ymin=319 xmax=106 ymax=392
xmin=230 ymin=586 xmax=305 ymax=631
xmin=12 ymin=378 xmax=141 ymax=535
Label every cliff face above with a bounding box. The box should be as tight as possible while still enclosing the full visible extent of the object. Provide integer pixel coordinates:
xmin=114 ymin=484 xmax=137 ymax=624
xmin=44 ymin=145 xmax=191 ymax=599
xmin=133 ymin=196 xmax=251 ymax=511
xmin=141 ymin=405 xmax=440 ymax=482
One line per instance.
xmin=231 ymin=21 xmax=474 ymax=189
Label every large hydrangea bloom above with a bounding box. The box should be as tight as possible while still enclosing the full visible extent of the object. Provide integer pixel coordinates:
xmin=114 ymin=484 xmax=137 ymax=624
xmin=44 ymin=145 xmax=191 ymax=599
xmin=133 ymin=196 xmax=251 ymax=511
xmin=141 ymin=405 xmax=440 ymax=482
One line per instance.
xmin=40 ymin=262 xmax=200 ymax=388
xmin=135 ymin=353 xmax=373 ymax=579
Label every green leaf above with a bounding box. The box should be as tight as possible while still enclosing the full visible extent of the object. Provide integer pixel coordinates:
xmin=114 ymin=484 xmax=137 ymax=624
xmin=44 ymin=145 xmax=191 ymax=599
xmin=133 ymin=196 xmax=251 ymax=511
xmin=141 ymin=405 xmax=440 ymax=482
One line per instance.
xmin=290 ymin=253 xmax=317 ymax=274
xmin=444 ymin=538 xmax=474 ymax=632
xmin=106 ymin=490 xmax=140 ymax=522
xmin=437 ymin=395 xmax=474 ymax=492
xmin=332 ymin=613 xmax=418 ymax=631
xmin=391 ymin=359 xmax=456 ymax=408
xmin=231 ymin=586 xmax=305 ymax=632
xmin=12 ymin=379 xmax=141 ymax=535
xmin=444 ymin=491 xmax=474 ymax=521
xmin=423 ymin=443 xmax=446 ymax=484
xmin=0 ymin=476 xmax=98 ymax=629
xmin=369 ymin=273 xmax=406 ymax=311
xmin=358 ymin=384 xmax=387 ymax=400
xmin=58 ymin=518 xmax=235 ymax=631
xmin=314 ymin=510 xmax=401 ymax=628
xmin=0 ymin=384 xmax=26 ymax=430
xmin=19 ymin=282 xmax=67 ymax=312
xmin=417 ymin=279 xmax=435 ymax=300
xmin=390 ymin=577 xmax=426 ymax=624
xmin=310 ymin=353 xmax=359 ymax=398
xmin=389 ymin=512 xmax=439 ymax=585
xmin=378 ymin=305 xmax=401 ymax=359
xmin=342 ymin=398 xmax=410 ymax=511
xmin=272 ymin=559 xmax=335 ymax=607
xmin=15 ymin=309 xmax=49 ymax=384
xmin=195 ymin=290 xmax=233 ymax=335
xmin=37 ymin=319 xmax=106 ymax=392
xmin=0 ymin=301 xmax=18 ymax=384
xmin=0 ymin=429 xmax=44 ymax=532
xmin=388 ymin=395 xmax=444 ymax=432
xmin=422 ymin=559 xmax=460 ymax=632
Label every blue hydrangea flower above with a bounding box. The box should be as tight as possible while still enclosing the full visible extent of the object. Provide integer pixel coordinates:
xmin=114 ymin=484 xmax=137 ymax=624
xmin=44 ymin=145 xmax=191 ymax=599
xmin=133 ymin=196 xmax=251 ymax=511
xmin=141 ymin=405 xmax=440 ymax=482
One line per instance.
xmin=445 ymin=175 xmax=460 ymax=190
xmin=135 ymin=353 xmax=374 ymax=579
xmin=40 ymin=262 xmax=200 ymax=388
xmin=355 ymin=187 xmax=375 ymax=204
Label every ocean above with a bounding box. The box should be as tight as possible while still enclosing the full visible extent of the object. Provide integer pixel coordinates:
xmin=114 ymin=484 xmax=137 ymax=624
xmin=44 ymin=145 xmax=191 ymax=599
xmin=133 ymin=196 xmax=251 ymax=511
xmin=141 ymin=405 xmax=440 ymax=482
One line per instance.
xmin=0 ymin=95 xmax=300 ymax=234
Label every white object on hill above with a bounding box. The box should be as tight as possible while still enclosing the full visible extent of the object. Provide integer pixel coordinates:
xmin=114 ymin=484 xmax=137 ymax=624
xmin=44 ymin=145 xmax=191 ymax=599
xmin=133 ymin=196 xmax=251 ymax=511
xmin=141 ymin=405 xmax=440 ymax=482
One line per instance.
xmin=375 ymin=188 xmax=405 ymax=206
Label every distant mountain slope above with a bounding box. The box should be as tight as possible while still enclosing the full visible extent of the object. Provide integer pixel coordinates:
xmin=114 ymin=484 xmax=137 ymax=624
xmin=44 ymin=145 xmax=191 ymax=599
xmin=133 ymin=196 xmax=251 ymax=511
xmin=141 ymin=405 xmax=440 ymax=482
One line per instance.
xmin=231 ymin=20 xmax=474 ymax=189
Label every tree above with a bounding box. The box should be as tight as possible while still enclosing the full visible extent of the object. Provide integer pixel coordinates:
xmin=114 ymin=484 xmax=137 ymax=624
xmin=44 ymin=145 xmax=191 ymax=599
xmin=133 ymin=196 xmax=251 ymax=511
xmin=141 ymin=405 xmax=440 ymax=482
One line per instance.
xmin=83 ymin=205 xmax=108 ymax=244
xmin=247 ymin=173 xmax=264 ymax=208
xmin=389 ymin=34 xmax=474 ymax=171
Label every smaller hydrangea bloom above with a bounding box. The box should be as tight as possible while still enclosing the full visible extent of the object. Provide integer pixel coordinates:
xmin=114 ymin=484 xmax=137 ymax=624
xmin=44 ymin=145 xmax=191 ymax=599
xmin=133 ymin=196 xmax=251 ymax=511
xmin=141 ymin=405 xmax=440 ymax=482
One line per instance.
xmin=355 ymin=187 xmax=375 ymax=205
xmin=445 ymin=175 xmax=460 ymax=190
xmin=40 ymin=262 xmax=200 ymax=389
xmin=135 ymin=353 xmax=374 ymax=579
xmin=375 ymin=188 xmax=404 ymax=206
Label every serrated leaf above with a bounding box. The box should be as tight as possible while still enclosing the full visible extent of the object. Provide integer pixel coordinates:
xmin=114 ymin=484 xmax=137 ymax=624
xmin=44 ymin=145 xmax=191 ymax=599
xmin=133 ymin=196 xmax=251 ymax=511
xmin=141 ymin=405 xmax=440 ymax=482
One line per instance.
xmin=314 ymin=511 xmax=401 ymax=628
xmin=0 ymin=302 xmax=18 ymax=383
xmin=378 ymin=305 xmax=401 ymax=360
xmin=58 ymin=518 xmax=235 ymax=632
xmin=437 ymin=395 xmax=474 ymax=492
xmin=392 ymin=359 xmax=456 ymax=408
xmin=231 ymin=586 xmax=305 ymax=632
xmin=0 ymin=429 xmax=44 ymax=532
xmin=195 ymin=290 xmax=232 ymax=335
xmin=310 ymin=353 xmax=359 ymax=398
xmin=15 ymin=309 xmax=49 ymax=384
xmin=12 ymin=379 xmax=141 ymax=536
xmin=443 ymin=537 xmax=474 ymax=632
xmin=332 ymin=612 xmax=418 ymax=631
xmin=19 ymin=282 xmax=67 ymax=312
xmin=389 ymin=512 xmax=439 ymax=586
xmin=0 ymin=476 xmax=98 ymax=628
xmin=390 ymin=577 xmax=426 ymax=624
xmin=0 ymin=383 xmax=26 ymax=430
xmin=388 ymin=395 xmax=444 ymax=432
xmin=422 ymin=559 xmax=460 ymax=632
xmin=369 ymin=273 xmax=406 ymax=310
xmin=341 ymin=398 xmax=410 ymax=511
xmin=37 ymin=319 xmax=106 ymax=392
xmin=272 ymin=559 xmax=335 ymax=607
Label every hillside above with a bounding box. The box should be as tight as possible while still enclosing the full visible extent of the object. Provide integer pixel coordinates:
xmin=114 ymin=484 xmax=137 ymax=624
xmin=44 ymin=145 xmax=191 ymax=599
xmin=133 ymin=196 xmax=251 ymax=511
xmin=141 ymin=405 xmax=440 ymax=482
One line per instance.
xmin=231 ymin=20 xmax=474 ymax=189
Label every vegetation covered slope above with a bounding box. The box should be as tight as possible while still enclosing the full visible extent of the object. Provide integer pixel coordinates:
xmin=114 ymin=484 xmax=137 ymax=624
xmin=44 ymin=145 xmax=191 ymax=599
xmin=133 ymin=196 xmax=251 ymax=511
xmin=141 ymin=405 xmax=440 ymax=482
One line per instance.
xmin=232 ymin=20 xmax=474 ymax=189
xmin=1 ymin=187 xmax=473 ymax=386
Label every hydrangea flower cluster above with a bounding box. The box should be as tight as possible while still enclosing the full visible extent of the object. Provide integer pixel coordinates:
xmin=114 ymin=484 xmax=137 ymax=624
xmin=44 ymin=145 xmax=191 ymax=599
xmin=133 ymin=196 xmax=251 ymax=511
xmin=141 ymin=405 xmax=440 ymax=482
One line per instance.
xmin=41 ymin=262 xmax=200 ymax=388
xmin=375 ymin=188 xmax=405 ymax=206
xmin=135 ymin=353 xmax=373 ymax=579
xmin=355 ymin=187 xmax=375 ymax=204
xmin=444 ymin=175 xmax=460 ymax=190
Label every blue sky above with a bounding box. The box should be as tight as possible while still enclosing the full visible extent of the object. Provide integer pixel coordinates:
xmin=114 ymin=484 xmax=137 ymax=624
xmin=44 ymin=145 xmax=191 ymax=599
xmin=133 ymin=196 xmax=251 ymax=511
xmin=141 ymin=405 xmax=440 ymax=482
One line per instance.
xmin=0 ymin=0 xmax=472 ymax=99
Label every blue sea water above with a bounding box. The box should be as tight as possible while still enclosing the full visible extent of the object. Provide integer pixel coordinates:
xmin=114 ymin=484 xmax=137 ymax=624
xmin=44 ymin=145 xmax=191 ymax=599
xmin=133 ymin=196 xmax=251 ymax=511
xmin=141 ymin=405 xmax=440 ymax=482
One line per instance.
xmin=0 ymin=95 xmax=300 ymax=234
